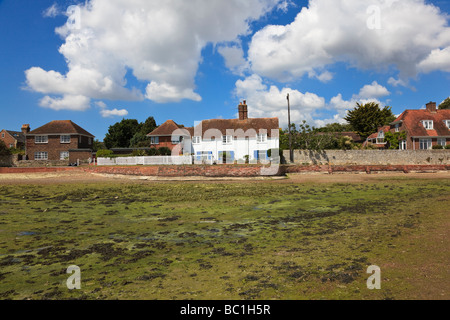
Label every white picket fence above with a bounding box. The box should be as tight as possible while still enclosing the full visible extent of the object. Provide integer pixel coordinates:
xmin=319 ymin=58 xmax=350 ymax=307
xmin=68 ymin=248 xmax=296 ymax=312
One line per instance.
xmin=97 ymin=155 xmax=193 ymax=166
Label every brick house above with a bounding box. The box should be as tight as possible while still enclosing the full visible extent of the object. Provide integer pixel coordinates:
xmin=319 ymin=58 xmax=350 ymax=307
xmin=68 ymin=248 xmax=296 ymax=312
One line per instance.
xmin=366 ymin=102 xmax=450 ymax=149
xmin=146 ymin=119 xmax=191 ymax=153
xmin=25 ymin=120 xmax=95 ymax=162
xmin=0 ymin=124 xmax=29 ymax=149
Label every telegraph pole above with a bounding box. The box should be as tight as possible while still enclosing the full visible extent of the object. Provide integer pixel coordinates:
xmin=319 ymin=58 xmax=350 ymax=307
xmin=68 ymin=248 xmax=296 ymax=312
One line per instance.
xmin=287 ymin=93 xmax=293 ymax=163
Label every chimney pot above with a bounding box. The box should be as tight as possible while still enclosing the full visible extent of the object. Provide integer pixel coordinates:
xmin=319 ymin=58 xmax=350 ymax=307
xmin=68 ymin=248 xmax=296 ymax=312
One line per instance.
xmin=21 ymin=124 xmax=30 ymax=135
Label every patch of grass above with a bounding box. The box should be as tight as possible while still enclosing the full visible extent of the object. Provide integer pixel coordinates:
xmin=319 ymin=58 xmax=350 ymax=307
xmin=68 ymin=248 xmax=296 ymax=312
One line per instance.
xmin=0 ymin=178 xmax=448 ymax=300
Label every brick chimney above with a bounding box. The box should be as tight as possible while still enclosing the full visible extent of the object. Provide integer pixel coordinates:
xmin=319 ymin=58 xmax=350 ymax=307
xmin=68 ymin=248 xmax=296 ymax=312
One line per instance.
xmin=21 ymin=124 xmax=30 ymax=135
xmin=238 ymin=100 xmax=248 ymax=120
xmin=426 ymin=101 xmax=437 ymax=113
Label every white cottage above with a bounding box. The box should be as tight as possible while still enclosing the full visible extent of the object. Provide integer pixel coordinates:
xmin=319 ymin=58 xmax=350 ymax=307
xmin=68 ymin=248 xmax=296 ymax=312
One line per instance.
xmin=177 ymin=101 xmax=280 ymax=163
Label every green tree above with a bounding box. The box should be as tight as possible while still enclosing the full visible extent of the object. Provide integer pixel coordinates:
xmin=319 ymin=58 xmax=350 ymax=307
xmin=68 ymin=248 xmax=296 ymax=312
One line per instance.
xmin=92 ymin=139 xmax=105 ymax=152
xmin=104 ymin=119 xmax=141 ymax=149
xmin=438 ymin=97 xmax=450 ymax=110
xmin=139 ymin=116 xmax=157 ymax=135
xmin=344 ymin=102 xmax=396 ymax=140
xmin=315 ymin=122 xmax=354 ymax=133
xmin=129 ymin=132 xmax=150 ymax=148
xmin=0 ymin=140 xmax=11 ymax=156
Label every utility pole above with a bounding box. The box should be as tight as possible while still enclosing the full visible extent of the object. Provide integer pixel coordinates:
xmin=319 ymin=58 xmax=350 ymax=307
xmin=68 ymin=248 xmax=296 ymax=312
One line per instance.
xmin=287 ymin=93 xmax=293 ymax=163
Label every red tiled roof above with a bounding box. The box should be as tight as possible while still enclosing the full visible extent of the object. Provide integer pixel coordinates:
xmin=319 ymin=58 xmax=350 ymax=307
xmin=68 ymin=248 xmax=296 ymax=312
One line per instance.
xmin=147 ymin=120 xmax=188 ymax=137
xmin=193 ymin=118 xmax=279 ymax=138
xmin=393 ymin=109 xmax=450 ymax=137
xmin=28 ymin=120 xmax=94 ymax=137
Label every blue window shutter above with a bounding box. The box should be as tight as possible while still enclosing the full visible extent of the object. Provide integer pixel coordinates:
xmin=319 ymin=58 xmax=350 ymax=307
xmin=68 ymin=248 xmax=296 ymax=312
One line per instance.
xmin=230 ymin=151 xmax=235 ymax=161
xmin=196 ymin=152 xmax=201 ymax=161
xmin=254 ymin=150 xmax=258 ymax=160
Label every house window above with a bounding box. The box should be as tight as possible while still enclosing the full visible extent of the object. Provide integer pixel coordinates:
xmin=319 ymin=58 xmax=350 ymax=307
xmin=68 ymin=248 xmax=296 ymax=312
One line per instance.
xmin=9 ymin=144 xmax=13 ymax=148
xmin=257 ymin=133 xmax=267 ymax=143
xmin=150 ymin=137 xmax=159 ymax=145
xmin=419 ymin=138 xmax=432 ymax=150
xmin=400 ymin=140 xmax=407 ymax=150
xmin=61 ymin=135 xmax=71 ymax=143
xmin=445 ymin=120 xmax=450 ymax=129
xmin=376 ymin=131 xmax=385 ymax=144
xmin=34 ymin=152 xmax=48 ymax=160
xmin=437 ymin=138 xmax=446 ymax=147
xmin=60 ymin=151 xmax=69 ymax=160
xmin=172 ymin=136 xmax=182 ymax=144
xmin=35 ymin=136 xmax=48 ymax=144
xmin=89 ymin=138 xmax=92 ymax=145
xmin=395 ymin=124 xmax=400 ymax=133
xmin=1 ymin=133 xmax=4 ymax=138
xmin=192 ymin=136 xmax=201 ymax=144
xmin=421 ymin=120 xmax=434 ymax=130
xmin=222 ymin=135 xmax=232 ymax=144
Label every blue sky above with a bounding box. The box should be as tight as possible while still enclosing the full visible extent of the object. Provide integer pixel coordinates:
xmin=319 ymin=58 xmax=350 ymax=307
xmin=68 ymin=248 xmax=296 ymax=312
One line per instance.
xmin=1 ymin=0 xmax=449 ymax=141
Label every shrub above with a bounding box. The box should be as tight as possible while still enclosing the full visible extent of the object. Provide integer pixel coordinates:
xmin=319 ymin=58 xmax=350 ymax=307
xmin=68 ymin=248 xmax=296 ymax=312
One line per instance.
xmin=96 ymin=149 xmax=114 ymax=158
xmin=146 ymin=148 xmax=159 ymax=156
xmin=132 ymin=149 xmax=146 ymax=156
xmin=0 ymin=140 xmax=11 ymax=156
xmin=158 ymin=147 xmax=172 ymax=156
xmin=445 ymin=144 xmax=450 ymax=150
xmin=432 ymin=144 xmax=444 ymax=150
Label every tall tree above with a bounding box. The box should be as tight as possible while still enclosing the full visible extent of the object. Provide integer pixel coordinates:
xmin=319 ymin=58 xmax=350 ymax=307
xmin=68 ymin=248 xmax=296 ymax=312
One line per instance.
xmin=104 ymin=119 xmax=141 ymax=149
xmin=344 ymin=102 xmax=396 ymax=140
xmin=438 ymin=97 xmax=450 ymax=110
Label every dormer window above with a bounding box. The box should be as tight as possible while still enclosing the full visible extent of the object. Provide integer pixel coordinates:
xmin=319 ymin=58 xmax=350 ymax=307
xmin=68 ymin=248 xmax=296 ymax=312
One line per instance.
xmin=395 ymin=124 xmax=400 ymax=132
xmin=376 ymin=131 xmax=385 ymax=144
xmin=421 ymin=120 xmax=434 ymax=130
xmin=445 ymin=120 xmax=450 ymax=129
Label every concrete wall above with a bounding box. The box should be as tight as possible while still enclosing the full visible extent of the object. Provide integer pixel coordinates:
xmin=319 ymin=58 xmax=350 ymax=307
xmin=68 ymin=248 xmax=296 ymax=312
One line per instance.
xmin=283 ymin=150 xmax=450 ymax=166
xmin=16 ymin=160 xmax=69 ymax=167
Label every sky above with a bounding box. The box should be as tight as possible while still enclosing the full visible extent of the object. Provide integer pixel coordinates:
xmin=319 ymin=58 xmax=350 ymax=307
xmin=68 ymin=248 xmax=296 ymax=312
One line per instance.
xmin=1 ymin=0 xmax=449 ymax=141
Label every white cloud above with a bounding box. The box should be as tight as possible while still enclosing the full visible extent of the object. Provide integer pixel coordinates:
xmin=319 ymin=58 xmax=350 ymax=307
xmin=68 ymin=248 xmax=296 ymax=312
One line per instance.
xmin=248 ymin=0 xmax=450 ymax=82
xmin=39 ymin=95 xmax=91 ymax=111
xmin=235 ymin=75 xmax=389 ymax=128
xmin=357 ymin=81 xmax=390 ymax=99
xmin=43 ymin=3 xmax=60 ymax=18
xmin=100 ymin=108 xmax=129 ymax=118
xmin=418 ymin=47 xmax=450 ymax=73
xmin=218 ymin=44 xmax=249 ymax=76
xmin=27 ymin=0 xmax=283 ymax=110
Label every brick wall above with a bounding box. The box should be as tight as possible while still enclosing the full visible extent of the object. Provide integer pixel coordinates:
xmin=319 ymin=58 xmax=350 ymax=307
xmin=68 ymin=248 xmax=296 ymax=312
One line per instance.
xmin=284 ymin=150 xmax=450 ymax=166
xmin=26 ymin=135 xmax=79 ymax=160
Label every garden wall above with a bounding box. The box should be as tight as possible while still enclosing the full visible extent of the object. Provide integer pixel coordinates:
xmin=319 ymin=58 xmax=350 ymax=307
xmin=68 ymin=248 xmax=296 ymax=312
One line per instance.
xmin=283 ymin=150 xmax=450 ymax=166
xmin=0 ymin=155 xmax=20 ymax=167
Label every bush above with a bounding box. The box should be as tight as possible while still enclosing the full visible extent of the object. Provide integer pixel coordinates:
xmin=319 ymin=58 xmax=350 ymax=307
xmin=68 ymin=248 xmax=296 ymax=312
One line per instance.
xmin=0 ymin=140 xmax=11 ymax=156
xmin=132 ymin=149 xmax=146 ymax=156
xmin=96 ymin=149 xmax=114 ymax=158
xmin=432 ymin=144 xmax=444 ymax=149
xmin=146 ymin=148 xmax=159 ymax=156
xmin=445 ymin=144 xmax=450 ymax=150
xmin=158 ymin=147 xmax=172 ymax=156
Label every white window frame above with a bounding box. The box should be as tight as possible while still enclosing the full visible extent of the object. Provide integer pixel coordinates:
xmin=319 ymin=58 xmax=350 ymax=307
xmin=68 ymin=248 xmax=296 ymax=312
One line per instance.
xmin=34 ymin=152 xmax=48 ymax=160
xmin=376 ymin=131 xmax=385 ymax=144
xmin=437 ymin=138 xmax=446 ymax=147
xmin=395 ymin=124 xmax=399 ymax=133
xmin=222 ymin=135 xmax=232 ymax=145
xmin=35 ymin=136 xmax=48 ymax=144
xmin=1 ymin=133 xmax=4 ymax=138
xmin=60 ymin=151 xmax=69 ymax=160
xmin=445 ymin=120 xmax=450 ymax=129
xmin=192 ymin=136 xmax=201 ymax=144
xmin=60 ymin=135 xmax=71 ymax=144
xmin=421 ymin=120 xmax=434 ymax=130
xmin=419 ymin=138 xmax=432 ymax=150
xmin=257 ymin=133 xmax=267 ymax=143
xmin=399 ymin=140 xmax=407 ymax=150
xmin=150 ymin=137 xmax=159 ymax=145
